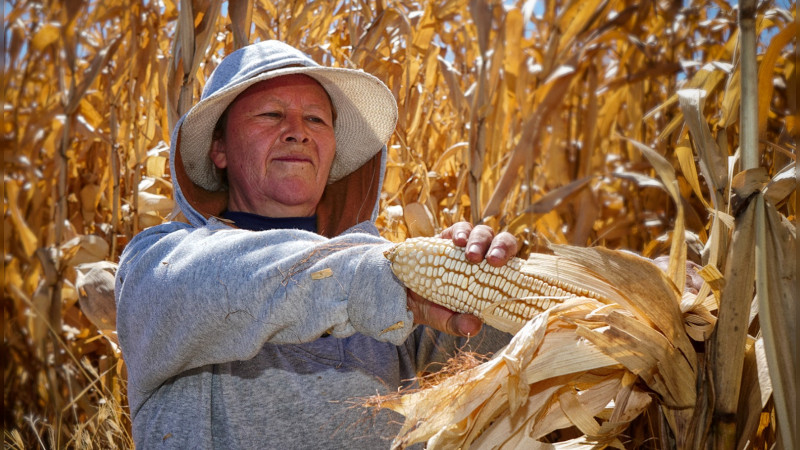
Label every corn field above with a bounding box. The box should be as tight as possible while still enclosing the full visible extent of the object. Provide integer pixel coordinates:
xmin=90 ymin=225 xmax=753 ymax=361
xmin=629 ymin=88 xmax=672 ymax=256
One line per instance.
xmin=3 ymin=0 xmax=796 ymax=448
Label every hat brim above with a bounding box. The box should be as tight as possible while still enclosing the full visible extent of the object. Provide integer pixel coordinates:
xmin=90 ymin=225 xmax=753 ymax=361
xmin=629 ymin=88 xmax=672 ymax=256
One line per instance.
xmin=179 ymin=66 xmax=398 ymax=192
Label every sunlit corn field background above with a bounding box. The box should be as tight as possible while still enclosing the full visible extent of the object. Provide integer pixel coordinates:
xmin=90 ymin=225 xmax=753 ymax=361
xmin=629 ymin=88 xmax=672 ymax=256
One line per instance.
xmin=3 ymin=0 xmax=796 ymax=448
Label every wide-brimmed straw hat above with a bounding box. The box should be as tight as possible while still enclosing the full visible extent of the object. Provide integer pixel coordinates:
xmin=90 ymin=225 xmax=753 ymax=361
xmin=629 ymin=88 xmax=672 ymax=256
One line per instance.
xmin=178 ymin=40 xmax=398 ymax=192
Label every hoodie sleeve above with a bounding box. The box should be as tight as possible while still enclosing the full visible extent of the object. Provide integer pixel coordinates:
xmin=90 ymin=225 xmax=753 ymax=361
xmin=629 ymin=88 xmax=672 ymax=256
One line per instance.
xmin=115 ymin=220 xmax=413 ymax=395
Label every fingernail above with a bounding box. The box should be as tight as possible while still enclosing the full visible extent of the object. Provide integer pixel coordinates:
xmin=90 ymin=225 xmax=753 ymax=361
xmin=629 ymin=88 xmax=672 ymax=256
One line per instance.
xmin=456 ymin=232 xmax=468 ymax=241
xmin=488 ymin=248 xmax=505 ymax=260
xmin=468 ymin=244 xmax=481 ymax=255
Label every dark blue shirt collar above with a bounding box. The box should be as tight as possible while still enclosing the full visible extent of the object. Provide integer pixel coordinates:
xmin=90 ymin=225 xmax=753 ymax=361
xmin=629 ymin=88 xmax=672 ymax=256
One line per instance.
xmin=220 ymin=211 xmax=317 ymax=233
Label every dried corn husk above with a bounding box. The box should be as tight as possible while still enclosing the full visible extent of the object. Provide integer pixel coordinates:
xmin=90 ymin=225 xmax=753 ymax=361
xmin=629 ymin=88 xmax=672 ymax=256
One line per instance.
xmin=379 ymin=244 xmax=700 ymax=449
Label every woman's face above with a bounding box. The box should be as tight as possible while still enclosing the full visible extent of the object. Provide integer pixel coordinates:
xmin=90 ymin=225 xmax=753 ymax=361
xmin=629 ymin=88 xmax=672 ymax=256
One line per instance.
xmin=210 ymin=74 xmax=336 ymax=217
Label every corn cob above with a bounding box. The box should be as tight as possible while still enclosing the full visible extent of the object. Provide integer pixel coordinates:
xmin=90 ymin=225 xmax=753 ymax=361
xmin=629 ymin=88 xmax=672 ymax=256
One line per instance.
xmin=384 ymin=237 xmax=607 ymax=333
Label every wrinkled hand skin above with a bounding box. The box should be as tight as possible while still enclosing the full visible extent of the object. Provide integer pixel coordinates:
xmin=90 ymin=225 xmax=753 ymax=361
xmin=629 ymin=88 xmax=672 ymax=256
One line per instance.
xmin=652 ymin=256 xmax=705 ymax=294
xmin=405 ymin=222 xmax=519 ymax=337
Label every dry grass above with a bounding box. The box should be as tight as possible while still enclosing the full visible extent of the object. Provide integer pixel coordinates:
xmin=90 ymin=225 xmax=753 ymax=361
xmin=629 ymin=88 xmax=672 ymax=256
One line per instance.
xmin=3 ymin=0 xmax=795 ymax=448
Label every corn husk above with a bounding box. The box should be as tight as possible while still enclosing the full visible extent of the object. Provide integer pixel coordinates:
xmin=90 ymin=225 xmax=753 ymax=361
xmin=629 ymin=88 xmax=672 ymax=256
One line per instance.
xmin=380 ymin=245 xmax=702 ymax=449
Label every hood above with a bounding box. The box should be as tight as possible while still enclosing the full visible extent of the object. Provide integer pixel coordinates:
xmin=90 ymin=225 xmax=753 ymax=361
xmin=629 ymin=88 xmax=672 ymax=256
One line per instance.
xmin=167 ymin=41 xmax=395 ymax=238
xmin=169 ymin=122 xmax=388 ymax=238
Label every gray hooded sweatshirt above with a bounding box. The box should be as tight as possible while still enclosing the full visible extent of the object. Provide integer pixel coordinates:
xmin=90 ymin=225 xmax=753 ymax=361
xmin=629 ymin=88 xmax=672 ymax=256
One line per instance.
xmin=115 ymin=41 xmax=508 ymax=449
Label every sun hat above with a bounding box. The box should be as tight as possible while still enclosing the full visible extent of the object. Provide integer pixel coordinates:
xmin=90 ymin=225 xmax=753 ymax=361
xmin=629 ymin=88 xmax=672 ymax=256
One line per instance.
xmin=178 ymin=40 xmax=398 ymax=192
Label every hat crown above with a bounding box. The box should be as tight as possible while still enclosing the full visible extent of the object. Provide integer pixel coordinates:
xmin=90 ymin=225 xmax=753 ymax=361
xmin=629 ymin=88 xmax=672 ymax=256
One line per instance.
xmin=202 ymin=40 xmax=319 ymax=100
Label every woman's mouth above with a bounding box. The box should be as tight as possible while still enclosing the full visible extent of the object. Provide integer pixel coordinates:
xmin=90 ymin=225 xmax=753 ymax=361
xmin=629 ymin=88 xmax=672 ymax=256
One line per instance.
xmin=274 ymin=156 xmax=312 ymax=163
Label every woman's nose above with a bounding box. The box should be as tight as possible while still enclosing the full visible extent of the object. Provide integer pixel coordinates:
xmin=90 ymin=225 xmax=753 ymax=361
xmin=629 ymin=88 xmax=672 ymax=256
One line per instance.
xmin=281 ymin=113 xmax=309 ymax=143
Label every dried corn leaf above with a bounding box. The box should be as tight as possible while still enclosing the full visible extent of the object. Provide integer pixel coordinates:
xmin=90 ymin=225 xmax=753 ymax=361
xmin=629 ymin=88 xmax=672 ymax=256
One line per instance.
xmin=75 ymin=262 xmax=118 ymax=330
xmin=523 ymin=325 xmax=620 ymax=385
xmin=556 ymin=0 xmax=606 ymax=54
xmin=403 ymin=202 xmax=436 ymax=237
xmin=710 ymin=194 xmax=757 ymax=445
xmin=754 ymin=195 xmax=797 ymax=449
xmin=137 ymin=191 xmax=175 ymax=215
xmin=762 ymin=163 xmax=796 ymax=205
xmin=228 ymin=0 xmax=253 ymax=49
xmin=31 ymin=22 xmax=61 ymax=51
xmin=61 ymin=235 xmax=110 ymax=267
xmin=757 ymin=24 xmax=794 ymax=137
xmin=719 ymin=67 xmax=740 ymax=128
xmin=678 ymin=89 xmax=728 ymax=208
xmin=734 ymin=337 xmax=769 ymax=449
xmin=550 ymin=245 xmax=693 ymax=366
xmin=621 ymin=136 xmax=687 ymax=294
xmin=483 ymin=58 xmax=578 ymax=218
xmin=577 ymin=310 xmax=695 ymax=407
xmin=5 ymin=179 xmax=39 ymax=257
xmin=676 ymin=144 xmax=711 ymax=210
